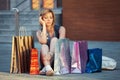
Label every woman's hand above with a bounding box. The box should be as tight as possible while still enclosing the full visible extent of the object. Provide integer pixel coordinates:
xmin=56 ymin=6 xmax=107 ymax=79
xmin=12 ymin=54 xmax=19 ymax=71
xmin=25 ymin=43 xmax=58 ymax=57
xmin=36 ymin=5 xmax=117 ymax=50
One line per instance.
xmin=39 ymin=16 xmax=46 ymax=26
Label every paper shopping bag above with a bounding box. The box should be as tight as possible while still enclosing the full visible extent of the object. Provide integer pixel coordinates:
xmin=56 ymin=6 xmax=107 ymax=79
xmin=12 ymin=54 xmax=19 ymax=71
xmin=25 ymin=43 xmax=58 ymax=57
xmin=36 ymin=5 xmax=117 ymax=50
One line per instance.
xmin=10 ymin=36 xmax=34 ymax=73
xmin=54 ymin=38 xmax=71 ymax=75
xmin=70 ymin=41 xmax=88 ymax=73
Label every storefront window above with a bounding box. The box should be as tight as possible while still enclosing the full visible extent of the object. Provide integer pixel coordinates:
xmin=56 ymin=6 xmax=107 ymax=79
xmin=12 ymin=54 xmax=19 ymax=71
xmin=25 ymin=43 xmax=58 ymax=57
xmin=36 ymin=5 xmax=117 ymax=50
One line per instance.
xmin=31 ymin=0 xmax=62 ymax=10
xmin=31 ymin=0 xmax=39 ymax=10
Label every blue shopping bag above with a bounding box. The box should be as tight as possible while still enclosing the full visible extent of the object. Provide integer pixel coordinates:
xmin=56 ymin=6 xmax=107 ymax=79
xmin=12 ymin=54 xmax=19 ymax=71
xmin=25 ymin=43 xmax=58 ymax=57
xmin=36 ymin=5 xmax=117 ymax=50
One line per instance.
xmin=86 ymin=48 xmax=102 ymax=73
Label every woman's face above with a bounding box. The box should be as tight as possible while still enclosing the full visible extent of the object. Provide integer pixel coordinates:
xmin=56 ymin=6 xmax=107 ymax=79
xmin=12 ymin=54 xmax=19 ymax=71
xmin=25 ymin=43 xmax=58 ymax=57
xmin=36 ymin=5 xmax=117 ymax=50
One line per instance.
xmin=42 ymin=12 xmax=53 ymax=27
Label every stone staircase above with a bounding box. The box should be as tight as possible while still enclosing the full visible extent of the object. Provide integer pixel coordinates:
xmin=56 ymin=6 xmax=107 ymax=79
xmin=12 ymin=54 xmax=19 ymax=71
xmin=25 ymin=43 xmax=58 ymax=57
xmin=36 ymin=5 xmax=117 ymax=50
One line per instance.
xmin=0 ymin=11 xmax=14 ymax=43
xmin=0 ymin=10 xmax=40 ymax=43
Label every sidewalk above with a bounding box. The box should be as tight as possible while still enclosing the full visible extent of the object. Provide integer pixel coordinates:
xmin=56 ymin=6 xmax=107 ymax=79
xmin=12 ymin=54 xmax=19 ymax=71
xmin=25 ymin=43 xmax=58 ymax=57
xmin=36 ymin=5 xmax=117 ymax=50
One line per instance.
xmin=0 ymin=41 xmax=120 ymax=80
xmin=0 ymin=69 xmax=120 ymax=80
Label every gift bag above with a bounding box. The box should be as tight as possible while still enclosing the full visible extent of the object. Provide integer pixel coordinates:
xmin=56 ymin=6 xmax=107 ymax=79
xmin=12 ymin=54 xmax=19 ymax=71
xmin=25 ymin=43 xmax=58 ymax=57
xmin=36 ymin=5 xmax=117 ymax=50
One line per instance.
xmin=30 ymin=48 xmax=39 ymax=75
xmin=70 ymin=41 xmax=88 ymax=73
xmin=78 ymin=41 xmax=88 ymax=73
xmin=54 ymin=38 xmax=71 ymax=75
xmin=10 ymin=27 xmax=34 ymax=73
xmin=86 ymin=48 xmax=102 ymax=73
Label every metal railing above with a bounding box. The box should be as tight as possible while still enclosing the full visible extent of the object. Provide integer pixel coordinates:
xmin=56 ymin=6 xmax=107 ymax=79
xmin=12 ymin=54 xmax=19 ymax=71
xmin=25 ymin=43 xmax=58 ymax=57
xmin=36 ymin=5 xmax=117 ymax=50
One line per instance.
xmin=12 ymin=0 xmax=39 ymax=36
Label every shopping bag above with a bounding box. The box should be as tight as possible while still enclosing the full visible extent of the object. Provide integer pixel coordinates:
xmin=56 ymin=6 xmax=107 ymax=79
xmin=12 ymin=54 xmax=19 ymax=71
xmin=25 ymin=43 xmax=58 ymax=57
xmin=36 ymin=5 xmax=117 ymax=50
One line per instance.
xmin=30 ymin=48 xmax=39 ymax=75
xmin=70 ymin=41 xmax=80 ymax=73
xmin=54 ymin=38 xmax=71 ymax=75
xmin=70 ymin=41 xmax=88 ymax=73
xmin=102 ymin=56 xmax=117 ymax=70
xmin=78 ymin=41 xmax=88 ymax=73
xmin=86 ymin=48 xmax=102 ymax=73
xmin=10 ymin=27 xmax=34 ymax=73
xmin=10 ymin=36 xmax=19 ymax=73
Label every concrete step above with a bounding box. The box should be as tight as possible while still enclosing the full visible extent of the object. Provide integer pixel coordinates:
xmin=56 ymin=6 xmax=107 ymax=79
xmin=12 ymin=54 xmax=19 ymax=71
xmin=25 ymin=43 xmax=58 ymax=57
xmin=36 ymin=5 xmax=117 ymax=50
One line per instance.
xmin=0 ymin=44 xmax=11 ymax=72
xmin=0 ymin=35 xmax=12 ymax=43
xmin=0 ymin=29 xmax=15 ymax=34
xmin=0 ymin=54 xmax=11 ymax=72
xmin=0 ymin=25 xmax=15 ymax=29
xmin=0 ymin=32 xmax=37 ymax=43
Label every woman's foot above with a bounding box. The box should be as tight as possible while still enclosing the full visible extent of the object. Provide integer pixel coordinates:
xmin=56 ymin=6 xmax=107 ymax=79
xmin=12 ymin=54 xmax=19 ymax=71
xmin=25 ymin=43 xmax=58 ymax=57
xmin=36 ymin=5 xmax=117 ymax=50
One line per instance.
xmin=45 ymin=65 xmax=54 ymax=76
xmin=39 ymin=65 xmax=54 ymax=76
xmin=39 ymin=67 xmax=46 ymax=75
xmin=46 ymin=69 xmax=54 ymax=76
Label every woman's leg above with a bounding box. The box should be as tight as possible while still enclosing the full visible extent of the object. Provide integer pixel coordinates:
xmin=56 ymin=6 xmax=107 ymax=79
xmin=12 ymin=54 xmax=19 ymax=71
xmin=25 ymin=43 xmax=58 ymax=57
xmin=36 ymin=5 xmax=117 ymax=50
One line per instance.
xmin=49 ymin=37 xmax=58 ymax=69
xmin=40 ymin=45 xmax=50 ymax=66
xmin=50 ymin=37 xmax=58 ymax=57
xmin=40 ymin=44 xmax=54 ymax=76
xmin=59 ymin=26 xmax=66 ymax=39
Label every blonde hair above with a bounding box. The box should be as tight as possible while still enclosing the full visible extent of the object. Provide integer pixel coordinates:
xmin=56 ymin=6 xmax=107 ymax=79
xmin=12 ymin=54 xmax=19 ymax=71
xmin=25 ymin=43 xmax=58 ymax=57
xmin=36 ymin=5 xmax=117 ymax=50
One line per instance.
xmin=39 ymin=9 xmax=55 ymax=27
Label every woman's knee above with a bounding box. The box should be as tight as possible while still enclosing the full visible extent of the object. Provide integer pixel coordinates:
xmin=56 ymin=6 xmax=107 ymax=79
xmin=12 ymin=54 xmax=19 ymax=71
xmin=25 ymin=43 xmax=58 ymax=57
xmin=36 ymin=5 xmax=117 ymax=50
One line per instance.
xmin=59 ymin=26 xmax=66 ymax=38
xmin=59 ymin=26 xmax=66 ymax=34
xmin=50 ymin=37 xmax=58 ymax=48
xmin=51 ymin=37 xmax=58 ymax=43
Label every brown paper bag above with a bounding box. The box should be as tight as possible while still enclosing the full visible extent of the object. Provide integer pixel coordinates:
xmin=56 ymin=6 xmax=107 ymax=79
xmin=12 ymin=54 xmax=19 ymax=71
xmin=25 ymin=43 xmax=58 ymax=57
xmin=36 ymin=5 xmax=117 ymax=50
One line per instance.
xmin=10 ymin=27 xmax=34 ymax=73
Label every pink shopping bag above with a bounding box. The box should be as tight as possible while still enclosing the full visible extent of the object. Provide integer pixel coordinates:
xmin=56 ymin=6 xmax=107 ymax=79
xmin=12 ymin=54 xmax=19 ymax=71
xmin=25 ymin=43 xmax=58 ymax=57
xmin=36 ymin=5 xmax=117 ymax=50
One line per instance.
xmin=70 ymin=41 xmax=88 ymax=73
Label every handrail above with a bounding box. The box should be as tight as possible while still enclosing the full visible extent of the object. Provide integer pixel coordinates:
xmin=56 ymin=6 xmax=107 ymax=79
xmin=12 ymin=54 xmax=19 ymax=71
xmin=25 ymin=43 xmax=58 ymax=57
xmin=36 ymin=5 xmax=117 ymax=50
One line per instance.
xmin=12 ymin=8 xmax=19 ymax=36
xmin=15 ymin=0 xmax=27 ymax=8
xmin=12 ymin=8 xmax=19 ymax=12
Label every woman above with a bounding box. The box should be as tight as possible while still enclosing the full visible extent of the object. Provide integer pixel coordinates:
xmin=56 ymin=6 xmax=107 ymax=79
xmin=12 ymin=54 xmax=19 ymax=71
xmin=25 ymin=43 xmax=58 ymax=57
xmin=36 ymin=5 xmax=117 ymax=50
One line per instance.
xmin=36 ymin=9 xmax=66 ymax=76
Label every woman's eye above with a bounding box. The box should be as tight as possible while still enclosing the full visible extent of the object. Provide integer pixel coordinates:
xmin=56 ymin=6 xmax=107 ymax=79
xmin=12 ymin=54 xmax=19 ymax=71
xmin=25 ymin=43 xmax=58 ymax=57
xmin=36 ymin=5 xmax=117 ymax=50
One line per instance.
xmin=50 ymin=17 xmax=53 ymax=19
xmin=44 ymin=16 xmax=53 ymax=19
xmin=44 ymin=17 xmax=48 ymax=19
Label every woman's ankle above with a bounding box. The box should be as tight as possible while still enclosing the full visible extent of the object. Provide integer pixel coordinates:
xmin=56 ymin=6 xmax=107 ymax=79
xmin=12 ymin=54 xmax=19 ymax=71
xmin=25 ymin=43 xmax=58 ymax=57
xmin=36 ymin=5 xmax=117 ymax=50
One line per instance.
xmin=45 ymin=65 xmax=53 ymax=71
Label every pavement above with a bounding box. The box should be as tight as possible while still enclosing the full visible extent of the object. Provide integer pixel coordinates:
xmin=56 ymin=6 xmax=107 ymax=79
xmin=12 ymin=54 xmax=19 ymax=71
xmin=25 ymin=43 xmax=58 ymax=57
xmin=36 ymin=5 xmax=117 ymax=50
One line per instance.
xmin=0 ymin=69 xmax=120 ymax=80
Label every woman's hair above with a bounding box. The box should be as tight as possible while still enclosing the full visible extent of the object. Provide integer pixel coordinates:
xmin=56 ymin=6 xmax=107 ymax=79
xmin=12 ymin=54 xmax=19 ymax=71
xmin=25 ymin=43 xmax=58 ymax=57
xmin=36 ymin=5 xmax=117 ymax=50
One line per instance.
xmin=39 ymin=9 xmax=55 ymax=27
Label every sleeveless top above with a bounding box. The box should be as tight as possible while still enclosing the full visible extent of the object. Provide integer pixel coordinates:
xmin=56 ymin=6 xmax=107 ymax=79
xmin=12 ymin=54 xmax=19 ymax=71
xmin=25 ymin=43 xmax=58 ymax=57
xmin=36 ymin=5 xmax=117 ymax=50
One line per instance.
xmin=41 ymin=25 xmax=60 ymax=47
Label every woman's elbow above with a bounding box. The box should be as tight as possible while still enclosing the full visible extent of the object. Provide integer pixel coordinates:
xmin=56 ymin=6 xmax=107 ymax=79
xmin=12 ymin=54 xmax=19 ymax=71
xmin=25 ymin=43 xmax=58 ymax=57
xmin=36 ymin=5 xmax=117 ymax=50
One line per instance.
xmin=39 ymin=39 xmax=47 ymax=44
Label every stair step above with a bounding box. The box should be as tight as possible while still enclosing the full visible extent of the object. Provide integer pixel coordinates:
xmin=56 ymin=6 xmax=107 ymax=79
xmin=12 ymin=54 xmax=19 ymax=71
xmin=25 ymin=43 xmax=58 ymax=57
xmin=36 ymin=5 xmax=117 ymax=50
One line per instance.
xmin=0 ymin=43 xmax=11 ymax=50
xmin=0 ymin=35 xmax=12 ymax=42
xmin=0 ymin=29 xmax=15 ymax=35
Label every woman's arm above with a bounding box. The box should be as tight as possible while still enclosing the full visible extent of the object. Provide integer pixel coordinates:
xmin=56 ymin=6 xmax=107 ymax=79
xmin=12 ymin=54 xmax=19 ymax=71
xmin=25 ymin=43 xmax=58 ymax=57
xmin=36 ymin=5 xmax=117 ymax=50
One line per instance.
xmin=36 ymin=16 xmax=47 ymax=44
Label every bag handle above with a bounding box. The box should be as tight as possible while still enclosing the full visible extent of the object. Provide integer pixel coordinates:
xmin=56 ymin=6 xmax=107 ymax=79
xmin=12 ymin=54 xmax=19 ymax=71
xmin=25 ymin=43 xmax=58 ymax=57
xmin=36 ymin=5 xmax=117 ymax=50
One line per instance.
xmin=19 ymin=26 xmax=27 ymax=36
xmin=90 ymin=54 xmax=99 ymax=69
